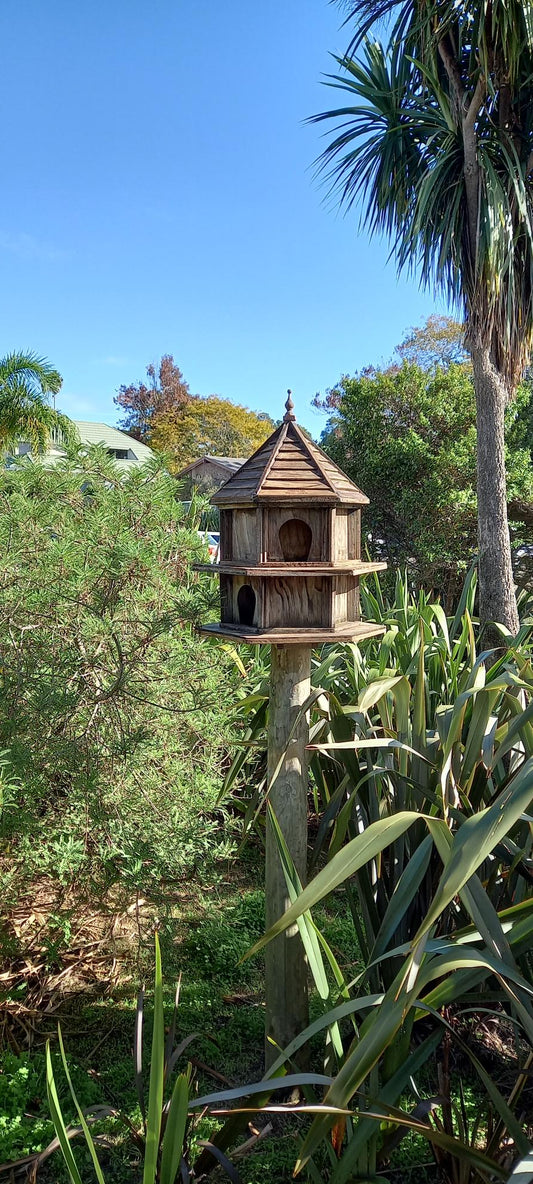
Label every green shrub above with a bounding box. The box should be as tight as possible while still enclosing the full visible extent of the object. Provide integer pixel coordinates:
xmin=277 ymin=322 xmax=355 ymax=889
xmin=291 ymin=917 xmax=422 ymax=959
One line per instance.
xmin=0 ymin=450 xmax=240 ymax=900
xmin=0 ymin=1052 xmax=51 ymax=1161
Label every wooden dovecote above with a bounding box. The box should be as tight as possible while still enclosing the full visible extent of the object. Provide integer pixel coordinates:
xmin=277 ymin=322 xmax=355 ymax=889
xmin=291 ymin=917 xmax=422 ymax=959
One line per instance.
xmin=196 ymin=393 xmax=386 ymax=645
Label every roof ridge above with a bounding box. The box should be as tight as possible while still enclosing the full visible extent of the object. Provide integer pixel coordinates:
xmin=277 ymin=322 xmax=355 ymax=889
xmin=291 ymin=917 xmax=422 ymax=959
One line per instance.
xmin=255 ymin=421 xmax=288 ymax=493
xmin=305 ymin=433 xmax=368 ymax=501
xmin=289 ymin=422 xmax=338 ymax=494
xmin=212 ymin=423 xmax=284 ymax=503
xmin=212 ymin=412 xmax=368 ymax=505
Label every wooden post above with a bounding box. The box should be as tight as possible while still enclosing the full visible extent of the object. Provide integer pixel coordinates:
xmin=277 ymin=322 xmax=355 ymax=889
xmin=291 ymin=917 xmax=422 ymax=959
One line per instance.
xmin=265 ymin=644 xmax=310 ymax=1069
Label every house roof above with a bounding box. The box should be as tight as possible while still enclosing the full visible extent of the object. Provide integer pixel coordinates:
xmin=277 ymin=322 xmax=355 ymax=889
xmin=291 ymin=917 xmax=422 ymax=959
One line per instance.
xmin=212 ymin=395 xmax=368 ymax=507
xmin=12 ymin=422 xmax=155 ymax=471
xmin=176 ymin=455 xmax=247 ymax=479
xmin=74 ymin=422 xmax=155 ymax=464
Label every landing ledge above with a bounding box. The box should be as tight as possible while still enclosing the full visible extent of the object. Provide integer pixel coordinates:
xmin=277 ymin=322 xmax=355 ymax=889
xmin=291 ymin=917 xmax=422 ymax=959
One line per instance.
xmin=199 ymin=621 xmax=385 ymax=646
xmin=194 ymin=561 xmax=387 ymax=578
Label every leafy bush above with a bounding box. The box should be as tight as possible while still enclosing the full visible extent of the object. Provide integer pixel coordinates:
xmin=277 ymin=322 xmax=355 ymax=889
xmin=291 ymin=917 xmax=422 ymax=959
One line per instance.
xmin=0 ymin=449 xmax=239 ymax=897
xmin=0 ymin=1052 xmax=52 ymax=1162
xmin=319 ymin=361 xmax=533 ymax=605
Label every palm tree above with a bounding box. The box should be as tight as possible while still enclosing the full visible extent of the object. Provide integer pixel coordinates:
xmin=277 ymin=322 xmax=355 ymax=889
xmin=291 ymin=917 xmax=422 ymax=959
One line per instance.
xmin=0 ymin=351 xmax=75 ymax=456
xmin=312 ymin=0 xmax=533 ymax=634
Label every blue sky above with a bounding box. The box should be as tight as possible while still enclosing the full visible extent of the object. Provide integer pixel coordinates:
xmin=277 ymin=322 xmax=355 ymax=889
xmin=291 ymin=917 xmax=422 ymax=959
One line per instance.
xmin=0 ymin=0 xmax=441 ymax=437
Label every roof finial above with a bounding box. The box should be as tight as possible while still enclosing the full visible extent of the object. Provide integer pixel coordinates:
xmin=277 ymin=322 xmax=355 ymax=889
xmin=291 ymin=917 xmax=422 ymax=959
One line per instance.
xmin=283 ymin=389 xmax=296 ymax=422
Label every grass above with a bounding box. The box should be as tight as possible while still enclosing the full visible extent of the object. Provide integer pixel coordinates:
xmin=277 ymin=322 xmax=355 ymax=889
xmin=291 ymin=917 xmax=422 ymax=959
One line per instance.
xmin=0 ymin=848 xmax=314 ymax=1182
xmin=1 ymin=837 xmax=501 ymax=1183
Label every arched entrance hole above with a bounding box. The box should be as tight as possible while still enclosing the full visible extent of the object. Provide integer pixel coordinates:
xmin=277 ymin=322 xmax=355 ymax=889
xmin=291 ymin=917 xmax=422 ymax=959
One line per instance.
xmin=237 ymin=584 xmax=256 ymax=626
xmin=279 ymin=518 xmax=312 ymax=562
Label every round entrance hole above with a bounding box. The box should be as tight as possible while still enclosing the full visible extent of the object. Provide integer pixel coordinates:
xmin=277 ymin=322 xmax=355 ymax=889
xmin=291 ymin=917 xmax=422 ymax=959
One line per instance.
xmin=279 ymin=518 xmax=312 ymax=561
xmin=237 ymin=584 xmax=256 ymax=626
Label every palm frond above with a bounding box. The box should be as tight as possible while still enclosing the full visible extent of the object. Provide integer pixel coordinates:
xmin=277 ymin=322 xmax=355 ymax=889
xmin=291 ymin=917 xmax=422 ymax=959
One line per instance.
xmin=312 ymin=13 xmax=533 ymax=387
xmin=0 ymin=350 xmax=72 ymax=455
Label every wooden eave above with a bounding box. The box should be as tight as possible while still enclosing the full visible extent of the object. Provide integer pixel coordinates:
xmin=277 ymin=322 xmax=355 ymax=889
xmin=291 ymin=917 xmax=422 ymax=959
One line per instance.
xmin=199 ymin=621 xmax=385 ymax=645
xmin=194 ymin=560 xmax=387 ymax=577
xmin=212 ymin=420 xmax=369 ymax=507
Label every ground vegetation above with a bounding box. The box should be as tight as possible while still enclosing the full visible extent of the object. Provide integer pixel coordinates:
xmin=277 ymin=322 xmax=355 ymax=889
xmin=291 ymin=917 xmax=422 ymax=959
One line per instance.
xmin=3 ymin=560 xmax=533 ymax=1180
xmin=229 ymin=571 xmax=533 ymax=1180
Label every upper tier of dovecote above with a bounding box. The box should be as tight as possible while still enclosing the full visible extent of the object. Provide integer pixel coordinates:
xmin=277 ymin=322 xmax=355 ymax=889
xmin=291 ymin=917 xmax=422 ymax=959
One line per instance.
xmin=212 ymin=418 xmax=368 ymax=507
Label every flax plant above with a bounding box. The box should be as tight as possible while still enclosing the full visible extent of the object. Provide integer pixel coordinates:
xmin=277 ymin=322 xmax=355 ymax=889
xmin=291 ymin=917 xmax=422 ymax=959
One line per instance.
xmin=231 ymin=572 xmax=533 ymax=1179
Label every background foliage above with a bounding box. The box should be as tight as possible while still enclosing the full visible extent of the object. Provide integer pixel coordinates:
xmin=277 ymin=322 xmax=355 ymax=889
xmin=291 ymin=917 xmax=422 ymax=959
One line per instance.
xmin=151 ymin=395 xmax=275 ymax=474
xmin=0 ymin=448 xmax=238 ymax=896
xmin=114 ymin=355 xmax=274 ymax=469
xmin=317 ymin=321 xmax=533 ymax=605
xmin=0 ymin=350 xmax=74 ymax=457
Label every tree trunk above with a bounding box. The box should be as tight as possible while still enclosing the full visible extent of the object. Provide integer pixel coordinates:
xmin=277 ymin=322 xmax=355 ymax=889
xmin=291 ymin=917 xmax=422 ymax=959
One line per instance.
xmin=471 ymin=347 xmax=519 ymax=638
xmin=265 ymin=644 xmax=310 ymax=1070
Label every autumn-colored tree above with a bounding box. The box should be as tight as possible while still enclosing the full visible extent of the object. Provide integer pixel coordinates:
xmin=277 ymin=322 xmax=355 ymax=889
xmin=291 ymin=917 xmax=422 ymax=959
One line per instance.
xmin=114 ymin=355 xmax=191 ymax=442
xmin=395 ymin=316 xmax=469 ymax=371
xmin=151 ymin=396 xmax=275 ymax=472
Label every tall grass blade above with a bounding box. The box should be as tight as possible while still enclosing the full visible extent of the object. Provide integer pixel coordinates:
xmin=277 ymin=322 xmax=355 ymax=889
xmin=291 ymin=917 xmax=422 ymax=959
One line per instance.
xmin=143 ymin=932 xmax=165 ymax=1184
xmin=244 ymin=813 xmax=421 ymax=960
xmin=45 ymin=1041 xmax=84 ymax=1184
xmin=508 ymin=1152 xmax=533 ymax=1179
xmin=135 ymin=989 xmax=146 ymax=1128
xmin=57 ymin=1027 xmax=106 ymax=1184
xmin=160 ymin=1073 xmax=189 ymax=1184
xmin=418 ymin=758 xmax=533 ymax=940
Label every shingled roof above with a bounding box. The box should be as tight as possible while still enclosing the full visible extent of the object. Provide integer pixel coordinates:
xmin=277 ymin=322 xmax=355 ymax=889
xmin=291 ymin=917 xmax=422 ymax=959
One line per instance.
xmin=212 ymin=394 xmax=368 ymax=507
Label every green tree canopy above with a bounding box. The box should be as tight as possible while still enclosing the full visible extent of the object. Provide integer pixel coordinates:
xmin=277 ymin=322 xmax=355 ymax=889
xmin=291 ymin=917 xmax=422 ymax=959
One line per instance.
xmin=321 ymin=360 xmax=533 ymax=606
xmin=395 ymin=315 xmax=469 ymax=370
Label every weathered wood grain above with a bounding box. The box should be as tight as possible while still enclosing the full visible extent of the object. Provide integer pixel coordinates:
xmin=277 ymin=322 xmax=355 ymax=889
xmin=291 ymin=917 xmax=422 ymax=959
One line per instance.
xmin=265 ymin=645 xmax=310 ymax=1067
xmin=219 ymin=510 xmax=233 ymax=562
xmin=193 ymin=560 xmax=387 ymax=576
xmin=199 ymin=621 xmax=386 ymax=644
xmin=264 ymin=575 xmax=331 ymax=629
xmin=233 ymin=509 xmax=260 ymax=563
